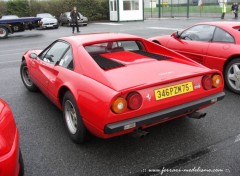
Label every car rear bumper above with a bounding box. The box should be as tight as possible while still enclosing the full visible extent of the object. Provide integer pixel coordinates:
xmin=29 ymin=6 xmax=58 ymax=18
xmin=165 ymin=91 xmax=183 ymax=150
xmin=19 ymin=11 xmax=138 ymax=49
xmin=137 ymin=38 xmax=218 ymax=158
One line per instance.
xmin=104 ymin=92 xmax=225 ymax=134
xmin=0 ymin=129 xmax=20 ymax=176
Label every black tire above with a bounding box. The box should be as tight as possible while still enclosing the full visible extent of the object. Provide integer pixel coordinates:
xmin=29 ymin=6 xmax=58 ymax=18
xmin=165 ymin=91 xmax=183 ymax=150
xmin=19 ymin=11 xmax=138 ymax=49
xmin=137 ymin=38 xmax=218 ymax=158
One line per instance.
xmin=224 ymin=58 xmax=240 ymax=94
xmin=0 ymin=26 xmax=9 ymax=39
xmin=83 ymin=24 xmax=87 ymax=26
xmin=20 ymin=60 xmax=38 ymax=92
xmin=19 ymin=149 xmax=24 ymax=176
xmin=63 ymin=91 xmax=89 ymax=144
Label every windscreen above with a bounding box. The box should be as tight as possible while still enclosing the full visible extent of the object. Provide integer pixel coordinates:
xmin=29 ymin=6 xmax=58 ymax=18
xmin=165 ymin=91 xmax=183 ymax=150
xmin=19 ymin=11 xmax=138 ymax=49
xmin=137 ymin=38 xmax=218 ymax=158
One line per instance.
xmin=37 ymin=13 xmax=54 ymax=18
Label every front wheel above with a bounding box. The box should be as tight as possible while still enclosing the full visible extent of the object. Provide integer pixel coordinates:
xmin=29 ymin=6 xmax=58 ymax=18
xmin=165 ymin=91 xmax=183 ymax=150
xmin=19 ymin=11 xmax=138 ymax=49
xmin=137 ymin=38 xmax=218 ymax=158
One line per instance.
xmin=224 ymin=58 xmax=240 ymax=94
xmin=19 ymin=149 xmax=24 ymax=176
xmin=0 ymin=26 xmax=8 ymax=39
xmin=20 ymin=60 xmax=38 ymax=91
xmin=63 ymin=91 xmax=89 ymax=143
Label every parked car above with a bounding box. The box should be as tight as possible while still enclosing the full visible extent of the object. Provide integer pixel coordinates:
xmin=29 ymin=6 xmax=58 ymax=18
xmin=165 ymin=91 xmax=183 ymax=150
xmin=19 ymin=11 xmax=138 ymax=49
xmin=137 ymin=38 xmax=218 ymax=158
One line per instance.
xmin=192 ymin=0 xmax=198 ymax=5
xmin=149 ymin=22 xmax=240 ymax=94
xmin=20 ymin=33 xmax=225 ymax=143
xmin=0 ymin=99 xmax=24 ymax=176
xmin=1 ymin=15 xmax=19 ymax=20
xmin=59 ymin=12 xmax=88 ymax=26
xmin=36 ymin=13 xmax=58 ymax=29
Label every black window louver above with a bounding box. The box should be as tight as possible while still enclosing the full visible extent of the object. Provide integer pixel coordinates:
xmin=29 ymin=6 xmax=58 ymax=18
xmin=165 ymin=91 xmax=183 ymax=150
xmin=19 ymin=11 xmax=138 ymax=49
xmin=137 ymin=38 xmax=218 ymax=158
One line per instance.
xmin=91 ymin=54 xmax=125 ymax=70
xmin=131 ymin=50 xmax=171 ymax=60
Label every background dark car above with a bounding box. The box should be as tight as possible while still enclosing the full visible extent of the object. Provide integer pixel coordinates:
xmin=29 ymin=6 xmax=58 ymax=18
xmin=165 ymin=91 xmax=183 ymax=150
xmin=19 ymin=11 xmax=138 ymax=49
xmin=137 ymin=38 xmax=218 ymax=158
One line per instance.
xmin=192 ymin=0 xmax=198 ymax=5
xmin=59 ymin=12 xmax=88 ymax=26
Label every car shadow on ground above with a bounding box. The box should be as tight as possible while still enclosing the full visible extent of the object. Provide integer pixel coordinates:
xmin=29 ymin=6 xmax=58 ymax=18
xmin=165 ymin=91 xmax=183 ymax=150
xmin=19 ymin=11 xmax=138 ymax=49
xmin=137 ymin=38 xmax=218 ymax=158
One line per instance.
xmin=5 ymin=33 xmax=44 ymax=40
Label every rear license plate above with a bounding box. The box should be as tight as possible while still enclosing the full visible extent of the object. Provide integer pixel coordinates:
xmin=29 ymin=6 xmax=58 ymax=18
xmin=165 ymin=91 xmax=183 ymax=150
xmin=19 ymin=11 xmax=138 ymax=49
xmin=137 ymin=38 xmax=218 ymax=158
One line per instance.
xmin=154 ymin=82 xmax=193 ymax=100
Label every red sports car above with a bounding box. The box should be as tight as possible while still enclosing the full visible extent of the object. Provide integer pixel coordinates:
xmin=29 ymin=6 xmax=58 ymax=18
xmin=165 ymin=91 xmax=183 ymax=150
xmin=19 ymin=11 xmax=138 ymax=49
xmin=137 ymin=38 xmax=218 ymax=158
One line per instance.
xmin=149 ymin=22 xmax=240 ymax=94
xmin=20 ymin=33 xmax=225 ymax=143
xmin=0 ymin=99 xmax=24 ymax=176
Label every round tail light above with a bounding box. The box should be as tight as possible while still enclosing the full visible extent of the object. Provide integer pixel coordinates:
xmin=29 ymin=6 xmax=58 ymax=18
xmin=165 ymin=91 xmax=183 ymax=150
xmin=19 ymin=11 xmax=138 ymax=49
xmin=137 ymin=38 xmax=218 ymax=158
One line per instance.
xmin=202 ymin=75 xmax=212 ymax=90
xmin=111 ymin=97 xmax=127 ymax=114
xmin=212 ymin=74 xmax=222 ymax=88
xmin=127 ymin=92 xmax=143 ymax=110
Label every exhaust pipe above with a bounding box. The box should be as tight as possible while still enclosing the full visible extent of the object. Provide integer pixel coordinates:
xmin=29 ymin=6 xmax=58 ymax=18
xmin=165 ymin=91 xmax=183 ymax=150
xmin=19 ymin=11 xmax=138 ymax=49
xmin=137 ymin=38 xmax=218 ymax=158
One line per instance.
xmin=187 ymin=111 xmax=207 ymax=119
xmin=131 ymin=128 xmax=150 ymax=139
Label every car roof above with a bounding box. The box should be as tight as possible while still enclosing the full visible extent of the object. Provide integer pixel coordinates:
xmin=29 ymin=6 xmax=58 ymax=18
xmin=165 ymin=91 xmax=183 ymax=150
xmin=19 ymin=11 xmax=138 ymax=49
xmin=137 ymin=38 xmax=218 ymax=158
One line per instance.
xmin=1 ymin=15 xmax=19 ymax=19
xmin=197 ymin=21 xmax=240 ymax=30
xmin=60 ymin=33 xmax=142 ymax=46
xmin=37 ymin=13 xmax=51 ymax=14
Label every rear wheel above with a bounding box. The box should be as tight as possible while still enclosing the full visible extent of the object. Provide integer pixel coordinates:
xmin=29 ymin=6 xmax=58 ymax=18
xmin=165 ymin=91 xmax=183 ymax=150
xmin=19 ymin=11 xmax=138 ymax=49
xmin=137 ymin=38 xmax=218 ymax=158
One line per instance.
xmin=63 ymin=91 xmax=89 ymax=143
xmin=0 ymin=26 xmax=8 ymax=39
xmin=20 ymin=60 xmax=38 ymax=91
xmin=19 ymin=149 xmax=24 ymax=176
xmin=224 ymin=58 xmax=240 ymax=94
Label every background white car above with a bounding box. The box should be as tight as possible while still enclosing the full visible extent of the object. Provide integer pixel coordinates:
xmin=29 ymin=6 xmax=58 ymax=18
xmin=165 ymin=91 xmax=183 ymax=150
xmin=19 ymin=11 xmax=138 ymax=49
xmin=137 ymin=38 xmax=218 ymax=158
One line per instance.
xmin=37 ymin=13 xmax=58 ymax=29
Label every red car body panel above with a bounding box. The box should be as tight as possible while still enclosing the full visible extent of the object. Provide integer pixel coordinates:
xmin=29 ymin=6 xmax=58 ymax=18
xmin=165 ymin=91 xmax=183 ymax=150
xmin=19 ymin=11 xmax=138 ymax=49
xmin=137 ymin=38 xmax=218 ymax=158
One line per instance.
xmin=149 ymin=22 xmax=240 ymax=73
xmin=22 ymin=33 xmax=225 ymax=139
xmin=0 ymin=99 xmax=20 ymax=176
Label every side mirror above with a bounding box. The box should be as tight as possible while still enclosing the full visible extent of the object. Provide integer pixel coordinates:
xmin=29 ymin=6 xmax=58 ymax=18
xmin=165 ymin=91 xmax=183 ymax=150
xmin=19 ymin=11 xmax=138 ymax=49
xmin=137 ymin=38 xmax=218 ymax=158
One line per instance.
xmin=171 ymin=31 xmax=180 ymax=38
xmin=29 ymin=53 xmax=38 ymax=59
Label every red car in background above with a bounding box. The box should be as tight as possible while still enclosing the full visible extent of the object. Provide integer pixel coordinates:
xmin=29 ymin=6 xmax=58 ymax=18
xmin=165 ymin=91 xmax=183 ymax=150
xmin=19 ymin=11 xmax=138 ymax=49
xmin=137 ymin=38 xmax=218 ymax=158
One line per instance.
xmin=20 ymin=33 xmax=225 ymax=143
xmin=0 ymin=99 xmax=24 ymax=176
xmin=149 ymin=22 xmax=240 ymax=94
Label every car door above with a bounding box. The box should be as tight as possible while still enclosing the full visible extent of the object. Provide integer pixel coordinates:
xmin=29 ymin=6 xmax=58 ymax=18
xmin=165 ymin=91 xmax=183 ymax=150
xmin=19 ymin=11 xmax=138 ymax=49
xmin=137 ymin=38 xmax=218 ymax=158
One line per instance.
xmin=167 ymin=25 xmax=215 ymax=64
xmin=29 ymin=41 xmax=70 ymax=97
xmin=47 ymin=47 xmax=74 ymax=103
xmin=63 ymin=13 xmax=69 ymax=24
xmin=59 ymin=13 xmax=63 ymax=23
xmin=205 ymin=27 xmax=235 ymax=71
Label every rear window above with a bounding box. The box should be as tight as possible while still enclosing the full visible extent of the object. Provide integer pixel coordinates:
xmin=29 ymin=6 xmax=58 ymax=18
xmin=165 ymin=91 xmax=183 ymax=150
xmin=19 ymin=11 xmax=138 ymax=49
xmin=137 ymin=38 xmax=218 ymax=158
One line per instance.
xmin=84 ymin=40 xmax=145 ymax=55
xmin=84 ymin=40 xmax=170 ymax=71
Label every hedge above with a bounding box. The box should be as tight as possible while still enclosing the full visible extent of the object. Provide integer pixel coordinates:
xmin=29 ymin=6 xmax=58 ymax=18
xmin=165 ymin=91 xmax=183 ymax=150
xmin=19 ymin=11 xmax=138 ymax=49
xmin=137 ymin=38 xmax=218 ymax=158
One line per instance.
xmin=0 ymin=0 xmax=109 ymax=21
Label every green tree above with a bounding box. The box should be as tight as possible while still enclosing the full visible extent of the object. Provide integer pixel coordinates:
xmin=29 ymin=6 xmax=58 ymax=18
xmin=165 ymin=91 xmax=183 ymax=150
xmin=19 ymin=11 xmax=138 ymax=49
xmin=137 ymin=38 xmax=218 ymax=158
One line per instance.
xmin=0 ymin=0 xmax=7 ymax=17
xmin=6 ymin=0 xmax=30 ymax=17
xmin=2 ymin=0 xmax=109 ymax=20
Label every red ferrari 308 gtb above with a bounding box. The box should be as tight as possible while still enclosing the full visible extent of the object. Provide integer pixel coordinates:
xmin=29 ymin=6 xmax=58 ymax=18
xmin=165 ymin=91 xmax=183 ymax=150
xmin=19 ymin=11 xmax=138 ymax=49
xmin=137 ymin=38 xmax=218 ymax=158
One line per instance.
xmin=149 ymin=22 xmax=240 ymax=94
xmin=20 ymin=33 xmax=225 ymax=143
xmin=0 ymin=99 xmax=24 ymax=176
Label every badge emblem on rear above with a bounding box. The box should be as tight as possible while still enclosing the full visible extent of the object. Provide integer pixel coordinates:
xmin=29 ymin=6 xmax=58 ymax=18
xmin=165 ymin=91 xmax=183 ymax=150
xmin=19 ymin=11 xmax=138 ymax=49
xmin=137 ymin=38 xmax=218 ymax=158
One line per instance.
xmin=194 ymin=83 xmax=201 ymax=89
xmin=146 ymin=93 xmax=151 ymax=101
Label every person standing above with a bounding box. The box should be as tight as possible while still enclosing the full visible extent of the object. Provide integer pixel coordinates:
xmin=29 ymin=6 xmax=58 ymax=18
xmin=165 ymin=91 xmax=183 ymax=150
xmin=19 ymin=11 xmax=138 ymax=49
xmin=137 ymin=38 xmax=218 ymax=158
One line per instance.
xmin=198 ymin=0 xmax=204 ymax=14
xmin=231 ymin=2 xmax=239 ymax=19
xmin=221 ymin=2 xmax=227 ymax=19
xmin=70 ymin=6 xmax=80 ymax=33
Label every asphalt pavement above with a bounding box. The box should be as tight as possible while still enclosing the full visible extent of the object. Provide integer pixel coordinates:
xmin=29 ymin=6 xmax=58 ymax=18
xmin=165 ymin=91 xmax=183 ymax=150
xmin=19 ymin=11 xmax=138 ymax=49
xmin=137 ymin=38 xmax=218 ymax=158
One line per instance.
xmin=0 ymin=18 xmax=240 ymax=176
